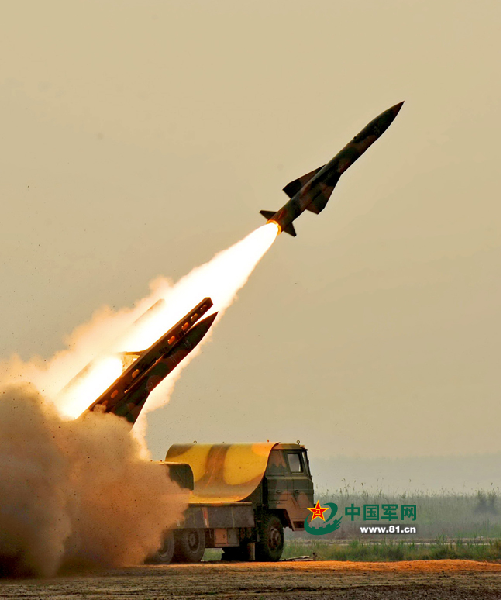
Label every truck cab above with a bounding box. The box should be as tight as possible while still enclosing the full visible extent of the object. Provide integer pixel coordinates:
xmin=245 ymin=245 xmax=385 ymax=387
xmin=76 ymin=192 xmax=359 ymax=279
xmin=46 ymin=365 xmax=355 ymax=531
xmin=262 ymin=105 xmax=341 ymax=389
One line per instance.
xmin=251 ymin=443 xmax=314 ymax=531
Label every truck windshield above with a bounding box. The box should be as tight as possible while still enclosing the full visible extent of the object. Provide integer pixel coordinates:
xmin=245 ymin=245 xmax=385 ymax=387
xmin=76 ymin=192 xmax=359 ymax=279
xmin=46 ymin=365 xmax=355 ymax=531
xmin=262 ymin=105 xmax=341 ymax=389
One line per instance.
xmin=287 ymin=453 xmax=303 ymax=473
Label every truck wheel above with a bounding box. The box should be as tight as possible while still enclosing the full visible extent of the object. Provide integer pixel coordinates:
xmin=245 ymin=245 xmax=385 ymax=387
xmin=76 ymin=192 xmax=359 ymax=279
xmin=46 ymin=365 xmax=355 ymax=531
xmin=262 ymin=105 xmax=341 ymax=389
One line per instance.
xmin=256 ymin=513 xmax=284 ymax=561
xmin=146 ymin=530 xmax=175 ymax=564
xmin=173 ymin=529 xmax=205 ymax=563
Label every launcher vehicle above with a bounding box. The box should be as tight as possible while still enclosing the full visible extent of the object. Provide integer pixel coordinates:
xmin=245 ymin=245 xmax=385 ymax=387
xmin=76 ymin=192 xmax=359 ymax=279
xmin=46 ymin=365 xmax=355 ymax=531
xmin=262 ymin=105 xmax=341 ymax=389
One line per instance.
xmin=152 ymin=441 xmax=314 ymax=563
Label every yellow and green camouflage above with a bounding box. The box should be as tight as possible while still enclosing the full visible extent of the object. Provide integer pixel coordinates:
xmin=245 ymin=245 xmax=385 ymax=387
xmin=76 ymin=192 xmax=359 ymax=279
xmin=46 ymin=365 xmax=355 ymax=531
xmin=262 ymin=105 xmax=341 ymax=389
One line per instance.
xmin=165 ymin=443 xmax=276 ymax=504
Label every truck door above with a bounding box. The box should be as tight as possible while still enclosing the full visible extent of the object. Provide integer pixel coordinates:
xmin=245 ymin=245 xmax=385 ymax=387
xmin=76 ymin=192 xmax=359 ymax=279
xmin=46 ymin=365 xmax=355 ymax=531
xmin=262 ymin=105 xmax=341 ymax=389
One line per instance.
xmin=264 ymin=449 xmax=291 ymax=507
xmin=265 ymin=448 xmax=314 ymax=531
xmin=285 ymin=450 xmax=314 ymax=528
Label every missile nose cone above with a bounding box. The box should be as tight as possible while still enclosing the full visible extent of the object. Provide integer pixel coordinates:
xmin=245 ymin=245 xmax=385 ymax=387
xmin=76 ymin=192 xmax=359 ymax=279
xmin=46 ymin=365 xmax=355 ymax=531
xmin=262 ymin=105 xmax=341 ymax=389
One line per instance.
xmin=203 ymin=312 xmax=218 ymax=328
xmin=390 ymin=101 xmax=404 ymax=116
xmin=193 ymin=311 xmax=218 ymax=336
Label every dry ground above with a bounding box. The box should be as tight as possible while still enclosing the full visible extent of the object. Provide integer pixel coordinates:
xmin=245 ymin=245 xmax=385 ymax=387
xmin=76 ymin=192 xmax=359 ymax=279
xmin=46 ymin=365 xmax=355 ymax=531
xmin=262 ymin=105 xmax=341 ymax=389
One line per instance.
xmin=0 ymin=560 xmax=499 ymax=600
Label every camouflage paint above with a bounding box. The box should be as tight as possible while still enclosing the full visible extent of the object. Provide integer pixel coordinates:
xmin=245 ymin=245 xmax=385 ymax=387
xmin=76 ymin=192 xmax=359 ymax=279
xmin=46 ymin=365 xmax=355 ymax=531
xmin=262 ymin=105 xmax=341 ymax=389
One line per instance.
xmin=165 ymin=443 xmax=276 ymax=503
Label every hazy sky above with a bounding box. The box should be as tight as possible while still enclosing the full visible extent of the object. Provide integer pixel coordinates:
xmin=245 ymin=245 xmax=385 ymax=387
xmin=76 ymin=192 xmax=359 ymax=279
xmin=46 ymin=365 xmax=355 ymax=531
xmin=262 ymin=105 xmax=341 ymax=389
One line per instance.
xmin=0 ymin=1 xmax=499 ymax=464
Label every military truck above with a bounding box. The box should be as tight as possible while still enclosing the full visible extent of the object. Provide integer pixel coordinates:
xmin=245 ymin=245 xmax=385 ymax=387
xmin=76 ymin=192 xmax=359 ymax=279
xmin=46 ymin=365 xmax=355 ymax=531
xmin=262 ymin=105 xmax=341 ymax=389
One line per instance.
xmin=151 ymin=441 xmax=314 ymax=563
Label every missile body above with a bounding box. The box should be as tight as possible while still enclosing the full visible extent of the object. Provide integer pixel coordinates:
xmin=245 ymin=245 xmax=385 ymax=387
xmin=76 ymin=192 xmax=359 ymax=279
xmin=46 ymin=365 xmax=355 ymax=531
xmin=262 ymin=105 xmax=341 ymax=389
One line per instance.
xmin=86 ymin=298 xmax=217 ymax=424
xmin=260 ymin=102 xmax=403 ymax=236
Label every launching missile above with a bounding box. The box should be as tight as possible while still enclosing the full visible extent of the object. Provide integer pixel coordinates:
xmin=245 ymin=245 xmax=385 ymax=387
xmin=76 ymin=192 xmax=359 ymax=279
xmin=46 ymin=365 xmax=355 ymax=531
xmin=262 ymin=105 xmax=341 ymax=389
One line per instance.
xmin=86 ymin=298 xmax=217 ymax=424
xmin=260 ymin=102 xmax=404 ymax=236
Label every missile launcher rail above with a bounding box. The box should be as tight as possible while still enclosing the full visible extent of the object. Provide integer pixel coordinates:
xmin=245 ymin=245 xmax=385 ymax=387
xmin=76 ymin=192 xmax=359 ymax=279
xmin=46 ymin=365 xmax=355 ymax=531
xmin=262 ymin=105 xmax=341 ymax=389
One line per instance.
xmin=86 ymin=297 xmax=215 ymax=422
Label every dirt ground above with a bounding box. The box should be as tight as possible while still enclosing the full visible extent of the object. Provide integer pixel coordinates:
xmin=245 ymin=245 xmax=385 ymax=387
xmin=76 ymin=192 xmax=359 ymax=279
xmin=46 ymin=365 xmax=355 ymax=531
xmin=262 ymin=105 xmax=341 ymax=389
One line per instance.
xmin=0 ymin=559 xmax=499 ymax=600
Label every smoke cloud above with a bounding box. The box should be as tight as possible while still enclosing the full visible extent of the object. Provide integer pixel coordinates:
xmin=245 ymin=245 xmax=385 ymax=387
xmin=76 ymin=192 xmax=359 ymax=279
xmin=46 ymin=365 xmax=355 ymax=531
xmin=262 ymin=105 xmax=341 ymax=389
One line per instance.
xmin=0 ymin=384 xmax=188 ymax=577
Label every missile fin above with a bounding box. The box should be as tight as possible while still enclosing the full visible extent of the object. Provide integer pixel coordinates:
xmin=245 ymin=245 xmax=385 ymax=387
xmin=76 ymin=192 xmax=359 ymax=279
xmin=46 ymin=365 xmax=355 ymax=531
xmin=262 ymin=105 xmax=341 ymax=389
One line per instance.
xmin=305 ymin=180 xmax=338 ymax=214
xmin=260 ymin=210 xmax=277 ymax=220
xmin=305 ymin=193 xmax=330 ymax=215
xmin=282 ymin=223 xmax=297 ymax=236
xmin=120 ymin=351 xmax=143 ymax=371
xmin=305 ymin=202 xmax=322 ymax=215
xmin=283 ymin=165 xmax=325 ymax=198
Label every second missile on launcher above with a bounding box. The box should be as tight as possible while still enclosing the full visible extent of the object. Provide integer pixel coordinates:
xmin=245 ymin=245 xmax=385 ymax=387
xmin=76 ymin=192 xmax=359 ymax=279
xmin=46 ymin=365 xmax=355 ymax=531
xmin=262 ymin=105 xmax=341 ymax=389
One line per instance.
xmin=86 ymin=298 xmax=217 ymax=424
